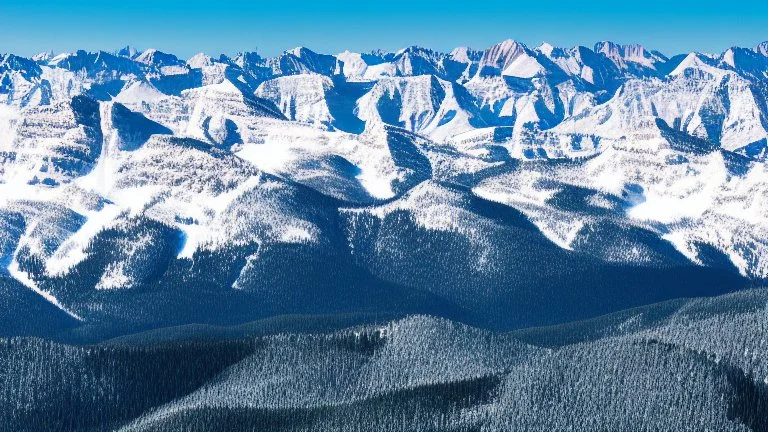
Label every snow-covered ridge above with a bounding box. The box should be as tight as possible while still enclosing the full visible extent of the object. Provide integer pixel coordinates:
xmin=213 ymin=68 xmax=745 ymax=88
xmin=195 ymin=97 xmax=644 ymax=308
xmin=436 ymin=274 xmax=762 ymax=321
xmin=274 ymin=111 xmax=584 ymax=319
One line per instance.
xmin=0 ymin=39 xmax=767 ymax=321
xmin=4 ymin=39 xmax=767 ymax=157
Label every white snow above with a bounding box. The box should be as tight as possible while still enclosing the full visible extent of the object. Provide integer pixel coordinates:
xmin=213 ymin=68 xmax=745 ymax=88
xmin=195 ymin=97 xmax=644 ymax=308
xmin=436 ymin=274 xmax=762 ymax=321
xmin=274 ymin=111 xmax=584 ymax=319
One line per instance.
xmin=8 ymin=256 xmax=82 ymax=321
xmin=1 ymin=37 xmax=768 ymax=319
xmin=113 ymin=81 xmax=167 ymax=104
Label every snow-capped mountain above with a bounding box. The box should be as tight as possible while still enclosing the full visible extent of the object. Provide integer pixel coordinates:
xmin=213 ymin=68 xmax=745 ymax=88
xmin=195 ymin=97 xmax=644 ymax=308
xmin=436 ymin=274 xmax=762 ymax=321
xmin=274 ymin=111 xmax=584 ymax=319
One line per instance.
xmin=1 ymin=39 xmax=767 ymax=334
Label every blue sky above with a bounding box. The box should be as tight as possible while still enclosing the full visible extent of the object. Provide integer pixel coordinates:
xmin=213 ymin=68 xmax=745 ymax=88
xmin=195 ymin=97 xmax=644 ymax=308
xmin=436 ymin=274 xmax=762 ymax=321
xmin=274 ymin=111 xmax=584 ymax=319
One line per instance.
xmin=2 ymin=0 xmax=766 ymax=58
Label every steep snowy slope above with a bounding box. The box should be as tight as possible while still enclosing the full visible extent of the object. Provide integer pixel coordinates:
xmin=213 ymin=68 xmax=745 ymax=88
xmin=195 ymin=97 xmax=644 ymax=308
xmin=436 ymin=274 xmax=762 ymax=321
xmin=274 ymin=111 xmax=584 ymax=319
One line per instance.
xmin=271 ymin=47 xmax=342 ymax=77
xmin=717 ymin=46 xmax=768 ymax=81
xmin=233 ymin=47 xmax=342 ymax=84
xmin=355 ymin=75 xmax=487 ymax=141
xmin=475 ymin=39 xmax=544 ymax=79
xmin=253 ymin=74 xmax=369 ymax=132
xmin=235 ymin=121 xmax=431 ymax=203
xmin=0 ymin=39 xmax=765 ymax=335
xmin=756 ymin=41 xmax=768 ymax=57
xmin=134 ymin=48 xmax=186 ymax=72
xmin=593 ymin=41 xmax=668 ymax=76
xmin=337 ymin=46 xmax=475 ymax=83
xmin=340 ymin=179 xmax=745 ymax=329
xmin=180 ymin=80 xmax=285 ymax=144
xmin=254 ymin=74 xmax=335 ymax=126
xmin=0 ymin=95 xmax=102 ymax=186
xmin=0 ymin=54 xmax=49 ymax=106
xmin=473 ymin=131 xmax=768 ymax=278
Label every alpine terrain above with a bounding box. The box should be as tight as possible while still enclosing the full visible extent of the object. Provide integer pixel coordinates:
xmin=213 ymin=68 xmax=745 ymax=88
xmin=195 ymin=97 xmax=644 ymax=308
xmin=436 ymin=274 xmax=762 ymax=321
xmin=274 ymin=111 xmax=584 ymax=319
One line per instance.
xmin=1 ymin=39 xmax=768 ymax=430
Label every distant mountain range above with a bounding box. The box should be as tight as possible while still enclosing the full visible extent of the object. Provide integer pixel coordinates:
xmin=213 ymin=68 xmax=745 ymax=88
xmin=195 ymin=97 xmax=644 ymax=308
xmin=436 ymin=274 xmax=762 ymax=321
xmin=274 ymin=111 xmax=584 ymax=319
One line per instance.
xmin=1 ymin=39 xmax=767 ymax=334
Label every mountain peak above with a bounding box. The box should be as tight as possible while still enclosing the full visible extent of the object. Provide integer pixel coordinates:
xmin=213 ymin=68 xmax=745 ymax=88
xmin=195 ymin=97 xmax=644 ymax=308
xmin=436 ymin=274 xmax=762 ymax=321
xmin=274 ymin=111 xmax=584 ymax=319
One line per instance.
xmin=116 ymin=45 xmax=139 ymax=59
xmin=594 ymin=41 xmax=649 ymax=57
xmin=31 ymin=50 xmax=54 ymax=63
xmin=234 ymin=50 xmax=263 ymax=62
xmin=187 ymin=52 xmax=215 ymax=68
xmin=594 ymin=41 xmax=666 ymax=71
xmin=721 ymin=47 xmax=739 ymax=67
xmin=134 ymin=48 xmax=184 ymax=69
xmin=286 ymin=46 xmax=314 ymax=57
xmin=135 ymin=48 xmax=158 ymax=62
xmin=449 ymin=46 xmax=481 ymax=63
xmin=594 ymin=40 xmax=620 ymax=53
xmin=393 ymin=45 xmax=435 ymax=56
xmin=669 ymin=52 xmax=722 ymax=76
xmin=538 ymin=42 xmax=555 ymax=57
xmin=479 ymin=39 xmax=528 ymax=71
xmin=497 ymin=38 xmax=524 ymax=48
xmin=756 ymin=41 xmax=768 ymax=57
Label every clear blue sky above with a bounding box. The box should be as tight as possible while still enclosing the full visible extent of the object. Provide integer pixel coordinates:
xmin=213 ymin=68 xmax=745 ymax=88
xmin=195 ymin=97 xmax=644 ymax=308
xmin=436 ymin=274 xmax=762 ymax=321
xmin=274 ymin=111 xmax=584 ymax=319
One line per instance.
xmin=2 ymin=0 xmax=766 ymax=59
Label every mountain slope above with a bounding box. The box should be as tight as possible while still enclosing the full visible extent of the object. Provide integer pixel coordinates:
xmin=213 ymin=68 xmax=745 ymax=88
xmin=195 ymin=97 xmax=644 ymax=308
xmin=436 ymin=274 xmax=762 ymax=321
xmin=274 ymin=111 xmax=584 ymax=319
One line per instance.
xmin=0 ymin=39 xmax=765 ymax=337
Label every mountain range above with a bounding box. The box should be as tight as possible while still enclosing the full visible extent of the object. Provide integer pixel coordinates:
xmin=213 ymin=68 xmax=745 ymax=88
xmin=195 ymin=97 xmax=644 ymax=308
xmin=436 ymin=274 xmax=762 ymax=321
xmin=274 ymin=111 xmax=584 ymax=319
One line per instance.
xmin=1 ymin=38 xmax=768 ymax=430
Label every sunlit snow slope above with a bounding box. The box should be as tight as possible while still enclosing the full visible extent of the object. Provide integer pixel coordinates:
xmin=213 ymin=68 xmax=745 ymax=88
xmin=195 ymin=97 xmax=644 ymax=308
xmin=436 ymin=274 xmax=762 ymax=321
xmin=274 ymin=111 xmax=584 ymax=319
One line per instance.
xmin=0 ymin=40 xmax=767 ymax=335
